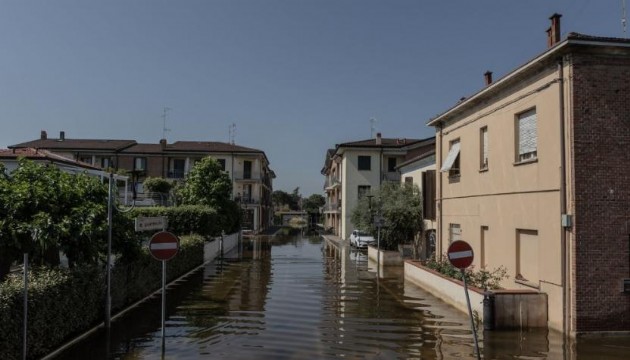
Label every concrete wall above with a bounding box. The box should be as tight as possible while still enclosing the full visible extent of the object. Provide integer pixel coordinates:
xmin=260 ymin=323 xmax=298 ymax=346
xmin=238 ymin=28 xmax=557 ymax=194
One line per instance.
xmin=367 ymin=246 xmax=403 ymax=266
xmin=341 ymin=149 xmax=381 ymax=240
xmin=203 ymin=232 xmax=239 ymax=263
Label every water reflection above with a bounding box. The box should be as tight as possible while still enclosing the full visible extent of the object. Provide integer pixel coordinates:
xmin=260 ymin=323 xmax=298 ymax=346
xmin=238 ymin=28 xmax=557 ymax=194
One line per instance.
xmin=54 ymin=231 xmax=630 ymax=360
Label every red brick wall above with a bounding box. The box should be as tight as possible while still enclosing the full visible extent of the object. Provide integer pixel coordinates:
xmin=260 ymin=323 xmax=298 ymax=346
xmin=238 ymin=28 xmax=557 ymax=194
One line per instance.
xmin=571 ymin=51 xmax=630 ymax=332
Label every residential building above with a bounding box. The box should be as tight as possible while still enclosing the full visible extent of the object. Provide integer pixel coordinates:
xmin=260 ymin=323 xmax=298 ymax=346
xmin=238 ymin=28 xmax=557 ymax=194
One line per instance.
xmin=427 ymin=15 xmax=630 ymax=335
xmin=396 ymin=144 xmax=436 ymax=260
xmin=321 ymin=133 xmax=434 ymax=240
xmin=10 ymin=132 xmax=275 ymax=232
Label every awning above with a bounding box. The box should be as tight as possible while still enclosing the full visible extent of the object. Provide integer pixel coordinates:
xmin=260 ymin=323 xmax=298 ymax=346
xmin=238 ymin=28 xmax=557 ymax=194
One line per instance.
xmin=440 ymin=142 xmax=460 ymax=172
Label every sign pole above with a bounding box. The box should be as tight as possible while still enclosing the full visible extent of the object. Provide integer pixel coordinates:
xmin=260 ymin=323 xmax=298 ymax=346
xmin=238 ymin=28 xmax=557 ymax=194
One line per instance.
xmin=447 ymin=240 xmax=481 ymax=360
xmin=23 ymin=253 xmax=28 ymax=360
xmin=462 ymin=269 xmax=481 ymax=360
xmin=161 ymin=259 xmax=166 ymax=355
xmin=105 ymin=172 xmax=113 ymax=330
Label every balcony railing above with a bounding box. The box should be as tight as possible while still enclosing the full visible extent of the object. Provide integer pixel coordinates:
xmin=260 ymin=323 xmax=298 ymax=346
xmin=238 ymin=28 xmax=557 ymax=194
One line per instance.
xmin=324 ymin=176 xmax=341 ymax=190
xmin=323 ymin=201 xmax=341 ymax=212
xmin=235 ymin=196 xmax=260 ymax=205
xmin=382 ymin=172 xmax=401 ymax=182
xmin=167 ymin=169 xmax=185 ymax=179
xmin=233 ymin=171 xmax=262 ymax=181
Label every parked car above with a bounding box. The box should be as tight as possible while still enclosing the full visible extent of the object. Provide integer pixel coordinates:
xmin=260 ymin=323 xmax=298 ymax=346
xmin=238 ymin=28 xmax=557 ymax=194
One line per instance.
xmin=349 ymin=230 xmax=376 ymax=248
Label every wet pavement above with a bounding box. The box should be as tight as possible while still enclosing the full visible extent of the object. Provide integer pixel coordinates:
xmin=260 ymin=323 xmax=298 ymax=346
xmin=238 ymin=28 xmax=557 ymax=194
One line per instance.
xmin=54 ymin=229 xmax=630 ymax=359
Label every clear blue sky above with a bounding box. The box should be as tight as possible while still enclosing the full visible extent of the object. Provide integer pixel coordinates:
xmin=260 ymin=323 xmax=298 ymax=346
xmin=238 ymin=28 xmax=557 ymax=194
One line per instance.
xmin=0 ymin=1 xmax=625 ymax=195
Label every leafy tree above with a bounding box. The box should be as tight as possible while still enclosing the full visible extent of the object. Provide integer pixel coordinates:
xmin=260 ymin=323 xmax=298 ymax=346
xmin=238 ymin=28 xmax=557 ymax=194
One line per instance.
xmin=178 ymin=157 xmax=232 ymax=208
xmin=351 ymin=182 xmax=423 ymax=251
xmin=142 ymin=177 xmax=173 ymax=194
xmin=302 ymin=194 xmax=325 ymax=213
xmin=0 ymin=159 xmax=115 ymax=280
xmin=272 ymin=189 xmax=299 ymax=211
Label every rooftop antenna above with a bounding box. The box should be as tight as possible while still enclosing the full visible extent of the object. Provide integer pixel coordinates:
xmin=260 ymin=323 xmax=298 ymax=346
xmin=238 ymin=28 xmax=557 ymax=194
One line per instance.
xmin=229 ymin=123 xmax=236 ymax=144
xmin=370 ymin=118 xmax=377 ymax=138
xmin=623 ymin=0 xmax=628 ymax=36
xmin=162 ymin=107 xmax=172 ymax=139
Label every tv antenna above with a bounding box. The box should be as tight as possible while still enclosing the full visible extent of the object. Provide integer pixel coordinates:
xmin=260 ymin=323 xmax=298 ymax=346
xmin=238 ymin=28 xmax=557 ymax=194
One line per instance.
xmin=370 ymin=118 xmax=377 ymax=138
xmin=162 ymin=107 xmax=172 ymax=139
xmin=229 ymin=123 xmax=236 ymax=144
xmin=623 ymin=0 xmax=628 ymax=36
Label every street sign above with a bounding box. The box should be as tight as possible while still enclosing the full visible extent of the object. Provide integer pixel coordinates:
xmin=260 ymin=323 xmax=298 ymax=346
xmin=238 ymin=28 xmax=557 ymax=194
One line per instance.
xmin=447 ymin=240 xmax=474 ymax=269
xmin=135 ymin=216 xmax=168 ymax=232
xmin=149 ymin=231 xmax=179 ymax=261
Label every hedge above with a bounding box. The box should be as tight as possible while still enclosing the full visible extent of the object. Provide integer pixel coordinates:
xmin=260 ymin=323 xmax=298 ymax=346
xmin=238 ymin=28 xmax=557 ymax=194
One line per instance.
xmin=0 ymin=235 xmax=205 ymax=360
xmin=131 ymin=205 xmax=228 ymax=238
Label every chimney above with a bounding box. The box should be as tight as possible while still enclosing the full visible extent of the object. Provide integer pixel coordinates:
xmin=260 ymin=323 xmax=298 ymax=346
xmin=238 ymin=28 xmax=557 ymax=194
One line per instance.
xmin=40 ymin=130 xmax=47 ymax=140
xmin=376 ymin=132 xmax=382 ymax=145
xmin=548 ymin=13 xmax=562 ymax=47
xmin=59 ymin=131 xmax=65 ymax=141
xmin=484 ymin=71 xmax=493 ymax=86
xmin=160 ymin=138 xmax=167 ymax=149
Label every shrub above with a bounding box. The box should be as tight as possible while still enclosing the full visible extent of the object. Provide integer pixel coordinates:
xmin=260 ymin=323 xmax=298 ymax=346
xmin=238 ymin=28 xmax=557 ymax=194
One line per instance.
xmin=425 ymin=254 xmax=508 ymax=290
xmin=0 ymin=266 xmax=103 ymax=360
xmin=131 ymin=204 xmax=240 ymax=237
xmin=142 ymin=177 xmax=173 ymax=194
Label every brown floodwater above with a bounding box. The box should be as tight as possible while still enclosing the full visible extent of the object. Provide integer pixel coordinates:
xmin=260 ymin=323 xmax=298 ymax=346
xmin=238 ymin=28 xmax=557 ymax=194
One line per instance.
xmin=53 ymin=230 xmax=630 ymax=359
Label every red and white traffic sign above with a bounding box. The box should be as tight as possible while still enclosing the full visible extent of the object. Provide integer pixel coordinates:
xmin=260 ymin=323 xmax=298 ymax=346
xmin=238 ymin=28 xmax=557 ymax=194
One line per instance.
xmin=149 ymin=231 xmax=179 ymax=261
xmin=447 ymin=240 xmax=474 ymax=269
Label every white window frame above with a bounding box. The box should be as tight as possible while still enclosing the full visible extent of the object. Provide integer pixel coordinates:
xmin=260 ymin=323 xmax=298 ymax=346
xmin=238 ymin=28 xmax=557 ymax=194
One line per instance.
xmin=516 ymin=109 xmax=537 ymax=162
xmin=480 ymin=126 xmax=488 ymax=170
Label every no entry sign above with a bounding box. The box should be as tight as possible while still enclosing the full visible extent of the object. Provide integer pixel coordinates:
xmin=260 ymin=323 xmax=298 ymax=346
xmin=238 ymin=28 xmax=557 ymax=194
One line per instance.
xmin=447 ymin=240 xmax=474 ymax=269
xmin=149 ymin=231 xmax=179 ymax=261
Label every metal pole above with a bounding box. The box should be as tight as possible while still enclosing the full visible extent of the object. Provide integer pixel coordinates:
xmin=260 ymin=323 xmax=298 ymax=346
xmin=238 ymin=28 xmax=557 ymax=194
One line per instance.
xmin=377 ymin=223 xmax=381 ymax=274
xmin=462 ymin=269 xmax=481 ymax=360
xmin=106 ymin=173 xmax=113 ymax=329
xmin=161 ymin=260 xmax=166 ymax=354
xmin=23 ymin=253 xmax=28 ymax=360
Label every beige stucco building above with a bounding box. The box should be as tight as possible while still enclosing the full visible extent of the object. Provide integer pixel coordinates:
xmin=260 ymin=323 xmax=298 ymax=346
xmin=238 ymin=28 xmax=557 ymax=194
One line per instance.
xmin=427 ymin=15 xmax=630 ymax=335
xmin=322 ymin=133 xmax=434 ymax=241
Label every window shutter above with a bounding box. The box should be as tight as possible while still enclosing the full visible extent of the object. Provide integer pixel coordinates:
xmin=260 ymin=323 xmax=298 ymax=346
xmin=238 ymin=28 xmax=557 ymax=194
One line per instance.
xmin=440 ymin=141 xmax=460 ymax=172
xmin=482 ymin=127 xmax=488 ymax=165
xmin=518 ymin=110 xmax=537 ymax=156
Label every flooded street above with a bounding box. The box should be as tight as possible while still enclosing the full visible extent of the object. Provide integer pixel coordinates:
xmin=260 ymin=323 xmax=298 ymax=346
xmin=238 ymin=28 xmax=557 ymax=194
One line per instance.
xmin=55 ymin=230 xmax=630 ymax=359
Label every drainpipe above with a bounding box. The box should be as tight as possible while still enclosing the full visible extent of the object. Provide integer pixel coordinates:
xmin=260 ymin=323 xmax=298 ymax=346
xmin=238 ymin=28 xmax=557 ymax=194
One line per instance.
xmin=558 ymin=58 xmax=570 ymax=337
xmin=437 ymin=123 xmax=443 ymax=259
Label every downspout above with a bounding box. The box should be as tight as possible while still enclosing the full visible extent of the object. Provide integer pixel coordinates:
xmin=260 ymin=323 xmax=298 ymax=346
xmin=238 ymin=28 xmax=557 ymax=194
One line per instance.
xmin=558 ymin=58 xmax=570 ymax=337
xmin=437 ymin=123 xmax=443 ymax=259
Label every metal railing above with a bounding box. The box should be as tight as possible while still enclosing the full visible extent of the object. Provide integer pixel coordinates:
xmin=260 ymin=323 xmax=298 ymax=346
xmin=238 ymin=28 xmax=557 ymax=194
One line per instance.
xmin=233 ymin=171 xmax=261 ymax=181
xmin=382 ymin=172 xmax=401 ymax=182
xmin=324 ymin=176 xmax=341 ymax=189
xmin=167 ymin=169 xmax=185 ymax=179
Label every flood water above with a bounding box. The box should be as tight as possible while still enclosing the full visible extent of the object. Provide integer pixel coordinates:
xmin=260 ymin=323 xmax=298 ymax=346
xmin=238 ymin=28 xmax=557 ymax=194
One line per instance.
xmin=55 ymin=230 xmax=630 ymax=359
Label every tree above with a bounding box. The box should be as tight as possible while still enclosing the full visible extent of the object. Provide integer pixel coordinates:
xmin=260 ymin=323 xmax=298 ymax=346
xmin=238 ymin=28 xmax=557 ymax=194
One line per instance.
xmin=178 ymin=157 xmax=232 ymax=208
xmin=351 ymin=182 xmax=423 ymax=251
xmin=143 ymin=177 xmax=173 ymax=194
xmin=302 ymin=194 xmax=325 ymax=214
xmin=0 ymin=159 xmax=113 ymax=280
xmin=272 ymin=189 xmax=300 ymax=211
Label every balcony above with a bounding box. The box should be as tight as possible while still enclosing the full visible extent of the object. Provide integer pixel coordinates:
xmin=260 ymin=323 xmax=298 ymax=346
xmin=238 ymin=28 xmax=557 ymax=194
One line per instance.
xmin=323 ymin=201 xmax=341 ymax=213
xmin=167 ymin=169 xmax=185 ymax=179
xmin=235 ymin=196 xmax=260 ymax=205
xmin=233 ymin=171 xmax=262 ymax=181
xmin=382 ymin=172 xmax=401 ymax=182
xmin=324 ymin=176 xmax=341 ymax=190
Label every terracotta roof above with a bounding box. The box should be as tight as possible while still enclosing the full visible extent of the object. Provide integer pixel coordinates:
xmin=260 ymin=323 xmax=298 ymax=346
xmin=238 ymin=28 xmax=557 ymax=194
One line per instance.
xmin=167 ymin=141 xmax=263 ymax=153
xmin=0 ymin=148 xmax=100 ymax=170
xmin=566 ymin=32 xmax=630 ymax=44
xmin=9 ymin=138 xmax=136 ymax=151
xmin=397 ymin=149 xmax=436 ymax=169
xmin=337 ymin=137 xmax=423 ymax=148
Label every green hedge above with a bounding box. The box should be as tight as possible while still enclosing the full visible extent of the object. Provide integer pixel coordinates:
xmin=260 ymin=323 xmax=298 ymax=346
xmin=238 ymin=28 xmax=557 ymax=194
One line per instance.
xmin=0 ymin=266 xmax=103 ymax=360
xmin=0 ymin=235 xmax=205 ymax=360
xmin=111 ymin=234 xmax=204 ymax=309
xmin=130 ymin=205 xmax=240 ymax=237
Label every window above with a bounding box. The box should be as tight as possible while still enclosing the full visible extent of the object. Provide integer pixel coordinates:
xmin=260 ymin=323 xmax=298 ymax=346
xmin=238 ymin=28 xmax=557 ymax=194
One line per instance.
xmin=170 ymin=159 xmax=185 ymax=178
xmin=101 ymin=157 xmax=112 ymax=169
xmin=516 ymin=109 xmax=537 ymax=162
xmin=404 ymin=176 xmax=413 ymax=185
xmin=217 ymin=158 xmax=226 ymax=171
xmin=516 ymin=229 xmax=539 ymax=286
xmin=422 ymin=170 xmax=436 ymax=220
xmin=243 ymin=160 xmax=252 ymax=179
xmin=358 ymin=185 xmax=371 ymax=200
xmin=480 ymin=226 xmax=488 ymax=269
xmin=79 ymin=156 xmax=93 ymax=165
xmin=358 ymin=156 xmax=371 ymax=171
xmin=449 ymin=223 xmax=462 ymax=243
xmin=480 ymin=126 xmax=488 ymax=170
xmin=134 ymin=157 xmax=147 ymax=171
xmin=440 ymin=139 xmax=460 ymax=178
xmin=388 ymin=157 xmax=397 ymax=172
